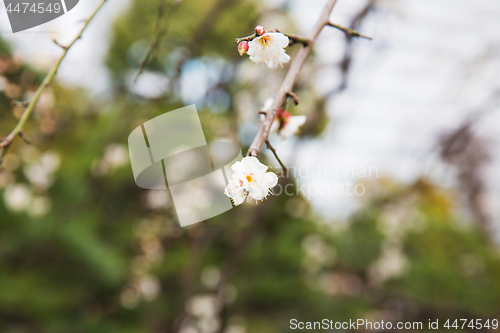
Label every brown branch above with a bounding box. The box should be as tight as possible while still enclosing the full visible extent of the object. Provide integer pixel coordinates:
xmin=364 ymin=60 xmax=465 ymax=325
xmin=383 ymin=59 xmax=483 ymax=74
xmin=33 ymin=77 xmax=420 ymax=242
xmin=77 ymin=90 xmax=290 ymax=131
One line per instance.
xmin=235 ymin=33 xmax=256 ymax=44
xmin=52 ymin=38 xmax=68 ymax=50
xmin=265 ymin=140 xmax=288 ymax=174
xmin=327 ymin=22 xmax=372 ymax=40
xmin=301 ymin=0 xmax=374 ymax=137
xmin=18 ymin=131 xmax=31 ymax=145
xmin=284 ymin=33 xmax=310 ymax=47
xmin=286 ymin=91 xmax=300 ymax=105
xmin=275 ymin=29 xmax=310 ymax=47
xmin=246 ymin=0 xmax=339 ymax=157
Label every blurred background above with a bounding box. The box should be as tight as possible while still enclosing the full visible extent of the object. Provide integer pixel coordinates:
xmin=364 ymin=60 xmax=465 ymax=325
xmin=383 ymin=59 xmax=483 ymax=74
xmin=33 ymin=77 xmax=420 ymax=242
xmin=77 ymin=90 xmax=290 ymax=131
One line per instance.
xmin=1 ymin=0 xmax=500 ymax=331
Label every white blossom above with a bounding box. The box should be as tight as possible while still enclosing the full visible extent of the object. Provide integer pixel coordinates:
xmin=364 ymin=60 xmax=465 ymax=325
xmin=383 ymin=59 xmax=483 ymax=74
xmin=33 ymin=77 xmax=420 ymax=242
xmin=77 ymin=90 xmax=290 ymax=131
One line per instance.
xmin=3 ymin=183 xmax=32 ymax=212
xmin=277 ymin=115 xmax=307 ymax=139
xmin=247 ymin=33 xmax=290 ymax=69
xmin=224 ymin=156 xmax=278 ymax=205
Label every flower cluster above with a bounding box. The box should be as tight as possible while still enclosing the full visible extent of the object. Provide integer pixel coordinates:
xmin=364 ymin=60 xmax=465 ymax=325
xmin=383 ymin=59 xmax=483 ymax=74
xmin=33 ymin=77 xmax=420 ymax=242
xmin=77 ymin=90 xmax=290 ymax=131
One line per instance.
xmin=237 ymin=25 xmax=290 ymax=69
xmin=224 ymin=156 xmax=278 ymax=206
xmin=260 ymin=98 xmax=307 ymax=140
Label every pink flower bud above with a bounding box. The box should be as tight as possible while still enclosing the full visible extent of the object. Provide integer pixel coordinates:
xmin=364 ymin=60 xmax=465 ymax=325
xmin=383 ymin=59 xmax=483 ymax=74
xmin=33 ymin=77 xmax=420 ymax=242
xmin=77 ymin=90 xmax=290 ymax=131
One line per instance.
xmin=255 ymin=25 xmax=265 ymax=36
xmin=238 ymin=41 xmax=249 ymax=56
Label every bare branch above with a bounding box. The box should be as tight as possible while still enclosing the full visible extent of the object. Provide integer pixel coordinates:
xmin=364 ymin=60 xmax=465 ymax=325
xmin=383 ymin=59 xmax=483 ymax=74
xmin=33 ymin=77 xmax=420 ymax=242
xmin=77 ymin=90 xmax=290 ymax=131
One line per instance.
xmin=327 ymin=22 xmax=372 ymax=40
xmin=18 ymin=132 xmax=31 ymax=145
xmin=247 ymin=0 xmax=340 ymax=157
xmin=265 ymin=140 xmax=288 ymax=174
xmin=235 ymin=33 xmax=256 ymax=44
xmin=52 ymin=38 xmax=68 ymax=50
xmin=10 ymin=100 xmax=29 ymax=107
xmin=276 ymin=30 xmax=310 ymax=47
xmin=286 ymin=91 xmax=300 ymax=105
xmin=0 ymin=0 xmax=108 ymax=161
xmin=301 ymin=0 xmax=374 ymax=136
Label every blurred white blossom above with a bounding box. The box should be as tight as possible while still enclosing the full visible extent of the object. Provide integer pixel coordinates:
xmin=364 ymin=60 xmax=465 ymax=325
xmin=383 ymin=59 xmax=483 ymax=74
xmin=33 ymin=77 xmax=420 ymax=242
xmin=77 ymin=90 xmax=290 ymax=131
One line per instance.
xmin=91 ymin=144 xmax=129 ymax=176
xmin=145 ymin=190 xmax=170 ymax=210
xmin=138 ymin=274 xmax=161 ymax=301
xmin=201 ymin=266 xmax=221 ymax=289
xmin=187 ymin=294 xmax=221 ymax=319
xmin=0 ymin=75 xmax=7 ymax=91
xmin=103 ymin=144 xmax=129 ymax=169
xmin=28 ymin=196 xmax=52 ymax=217
xmin=3 ymin=183 xmax=32 ymax=212
xmin=261 ymin=98 xmax=306 ymax=140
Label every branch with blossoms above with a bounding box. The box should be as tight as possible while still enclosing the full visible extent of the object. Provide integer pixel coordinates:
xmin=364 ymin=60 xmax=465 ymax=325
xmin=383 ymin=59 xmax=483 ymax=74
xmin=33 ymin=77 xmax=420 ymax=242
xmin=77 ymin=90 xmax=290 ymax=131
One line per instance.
xmin=224 ymin=0 xmax=371 ymax=206
xmin=0 ymin=0 xmax=107 ymax=162
xmin=241 ymin=0 xmax=371 ymax=158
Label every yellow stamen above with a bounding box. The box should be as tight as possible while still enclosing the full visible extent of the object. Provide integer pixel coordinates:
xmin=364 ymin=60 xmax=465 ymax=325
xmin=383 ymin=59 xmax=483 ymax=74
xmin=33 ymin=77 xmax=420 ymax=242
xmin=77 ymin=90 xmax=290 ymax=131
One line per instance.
xmin=245 ymin=175 xmax=253 ymax=182
xmin=258 ymin=35 xmax=271 ymax=45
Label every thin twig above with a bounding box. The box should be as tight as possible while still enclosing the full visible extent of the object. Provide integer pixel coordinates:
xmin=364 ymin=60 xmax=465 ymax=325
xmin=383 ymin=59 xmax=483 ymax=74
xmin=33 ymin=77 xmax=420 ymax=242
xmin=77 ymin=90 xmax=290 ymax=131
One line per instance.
xmin=10 ymin=100 xmax=29 ymax=107
xmin=247 ymin=0 xmax=340 ymax=157
xmin=133 ymin=0 xmax=182 ymax=83
xmin=235 ymin=33 xmax=256 ymax=44
xmin=286 ymin=91 xmax=300 ymax=105
xmin=278 ymin=30 xmax=310 ymax=47
xmin=0 ymin=0 xmax=107 ymax=162
xmin=18 ymin=132 xmax=31 ymax=145
xmin=327 ymin=22 xmax=372 ymax=40
xmin=301 ymin=0 xmax=374 ymax=136
xmin=52 ymin=38 xmax=68 ymax=50
xmin=265 ymin=140 xmax=288 ymax=174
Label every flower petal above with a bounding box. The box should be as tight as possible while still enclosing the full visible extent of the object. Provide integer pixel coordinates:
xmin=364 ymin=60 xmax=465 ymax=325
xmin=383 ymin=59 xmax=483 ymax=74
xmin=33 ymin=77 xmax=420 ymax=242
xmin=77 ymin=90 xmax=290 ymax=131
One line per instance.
xmin=270 ymin=119 xmax=280 ymax=134
xmin=232 ymin=192 xmax=246 ymax=205
xmin=265 ymin=172 xmax=278 ymax=187
xmin=280 ymin=115 xmax=306 ymax=139
xmin=269 ymin=32 xmax=289 ymax=48
xmin=262 ymin=98 xmax=274 ymax=111
xmin=242 ymin=156 xmax=265 ymax=174
xmin=225 ymin=180 xmax=244 ymax=197
xmin=247 ymin=33 xmax=290 ymax=69
xmin=231 ymin=160 xmax=244 ymax=175
xmin=248 ymin=184 xmax=269 ymax=200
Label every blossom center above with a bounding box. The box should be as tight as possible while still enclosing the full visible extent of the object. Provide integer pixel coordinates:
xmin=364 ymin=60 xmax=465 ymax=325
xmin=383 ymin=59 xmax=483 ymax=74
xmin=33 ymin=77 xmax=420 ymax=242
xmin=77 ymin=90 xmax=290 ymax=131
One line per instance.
xmin=276 ymin=108 xmax=291 ymax=129
xmin=245 ymin=175 xmax=253 ymax=182
xmin=257 ymin=35 xmax=271 ymax=45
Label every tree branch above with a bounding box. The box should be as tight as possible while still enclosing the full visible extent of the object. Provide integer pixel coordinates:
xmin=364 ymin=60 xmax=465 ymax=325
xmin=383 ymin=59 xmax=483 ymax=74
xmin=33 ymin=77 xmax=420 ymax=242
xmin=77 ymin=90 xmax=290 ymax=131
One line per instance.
xmin=265 ymin=140 xmax=288 ymax=174
xmin=286 ymin=91 xmax=300 ymax=105
xmin=301 ymin=0 xmax=374 ymax=137
xmin=327 ymin=22 xmax=372 ymax=40
xmin=246 ymin=0 xmax=339 ymax=157
xmin=0 ymin=0 xmax=107 ymax=162
xmin=235 ymin=33 xmax=256 ymax=44
xmin=273 ymin=29 xmax=311 ymax=47
xmin=133 ymin=0 xmax=182 ymax=83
